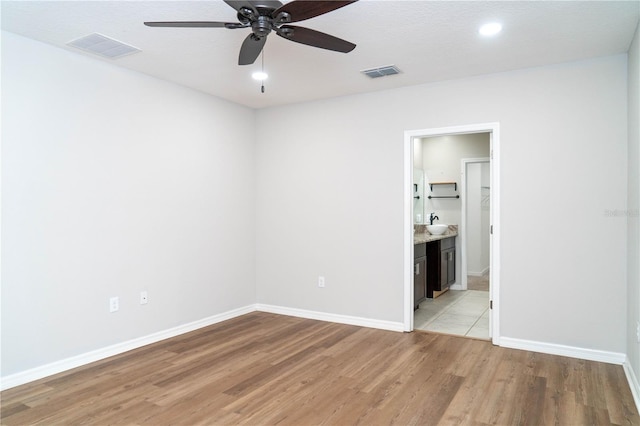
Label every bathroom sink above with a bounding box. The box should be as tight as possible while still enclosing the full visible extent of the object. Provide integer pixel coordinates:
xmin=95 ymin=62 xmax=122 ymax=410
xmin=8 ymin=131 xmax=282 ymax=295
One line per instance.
xmin=427 ymin=224 xmax=448 ymax=235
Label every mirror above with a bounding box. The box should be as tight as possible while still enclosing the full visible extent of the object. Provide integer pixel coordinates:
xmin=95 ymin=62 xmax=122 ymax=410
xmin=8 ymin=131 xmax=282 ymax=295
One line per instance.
xmin=413 ymin=168 xmax=424 ymax=223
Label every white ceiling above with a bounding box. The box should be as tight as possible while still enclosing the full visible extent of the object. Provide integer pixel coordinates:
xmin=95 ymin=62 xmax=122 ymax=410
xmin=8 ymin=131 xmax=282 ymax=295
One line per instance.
xmin=2 ymin=1 xmax=639 ymax=109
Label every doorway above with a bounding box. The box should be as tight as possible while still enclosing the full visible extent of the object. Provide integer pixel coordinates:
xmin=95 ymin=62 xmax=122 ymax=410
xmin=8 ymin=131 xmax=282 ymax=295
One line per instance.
xmin=403 ymin=123 xmax=500 ymax=345
xmin=460 ymin=157 xmax=491 ymax=293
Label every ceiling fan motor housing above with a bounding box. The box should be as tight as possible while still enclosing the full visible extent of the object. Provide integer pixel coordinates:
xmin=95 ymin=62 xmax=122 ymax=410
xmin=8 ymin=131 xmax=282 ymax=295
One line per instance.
xmin=252 ymin=15 xmax=273 ymax=37
xmin=274 ymin=12 xmax=291 ymax=24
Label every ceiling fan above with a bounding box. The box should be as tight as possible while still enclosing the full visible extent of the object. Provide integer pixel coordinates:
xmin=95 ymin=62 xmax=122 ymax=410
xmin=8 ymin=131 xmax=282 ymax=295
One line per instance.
xmin=144 ymin=0 xmax=359 ymax=65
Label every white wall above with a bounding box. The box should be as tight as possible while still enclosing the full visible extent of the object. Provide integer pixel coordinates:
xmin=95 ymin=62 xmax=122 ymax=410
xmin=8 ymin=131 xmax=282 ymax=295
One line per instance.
xmin=256 ymin=54 xmax=628 ymax=354
xmin=421 ymin=133 xmax=490 ymax=228
xmin=627 ymin=22 xmax=640 ymax=384
xmin=1 ymin=32 xmax=256 ymax=377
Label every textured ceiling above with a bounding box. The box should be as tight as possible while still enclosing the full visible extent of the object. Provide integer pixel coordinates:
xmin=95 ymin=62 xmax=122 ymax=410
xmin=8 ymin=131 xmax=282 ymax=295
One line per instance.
xmin=2 ymin=1 xmax=639 ymax=109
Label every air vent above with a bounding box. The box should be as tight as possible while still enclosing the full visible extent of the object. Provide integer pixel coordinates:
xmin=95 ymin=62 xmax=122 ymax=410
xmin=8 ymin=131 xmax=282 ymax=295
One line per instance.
xmin=67 ymin=33 xmax=140 ymax=59
xmin=361 ymin=65 xmax=401 ymax=79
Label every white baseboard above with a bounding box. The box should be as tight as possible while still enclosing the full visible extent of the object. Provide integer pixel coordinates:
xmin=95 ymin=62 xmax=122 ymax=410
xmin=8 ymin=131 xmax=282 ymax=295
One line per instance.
xmin=467 ymin=267 xmax=490 ymax=277
xmin=624 ymin=357 xmax=640 ymax=414
xmin=1 ymin=304 xmax=405 ymax=391
xmin=500 ymin=336 xmax=626 ymax=365
xmin=0 ymin=304 xmax=256 ymax=391
xmin=256 ymin=304 xmax=405 ymax=332
xmin=15 ymin=305 xmax=631 ymax=398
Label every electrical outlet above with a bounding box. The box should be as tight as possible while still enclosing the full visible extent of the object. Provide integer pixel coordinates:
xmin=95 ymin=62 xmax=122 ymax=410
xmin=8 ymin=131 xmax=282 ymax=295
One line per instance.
xmin=109 ymin=296 xmax=119 ymax=313
xmin=318 ymin=276 xmax=325 ymax=288
xmin=140 ymin=291 xmax=148 ymax=305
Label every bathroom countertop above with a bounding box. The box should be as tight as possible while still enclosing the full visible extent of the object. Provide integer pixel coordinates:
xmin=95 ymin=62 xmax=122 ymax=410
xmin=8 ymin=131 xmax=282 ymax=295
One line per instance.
xmin=413 ymin=225 xmax=458 ymax=244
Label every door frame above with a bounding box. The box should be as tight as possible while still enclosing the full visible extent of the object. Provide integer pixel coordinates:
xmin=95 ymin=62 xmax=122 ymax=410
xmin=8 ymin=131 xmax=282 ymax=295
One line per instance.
xmin=403 ymin=122 xmax=501 ymax=345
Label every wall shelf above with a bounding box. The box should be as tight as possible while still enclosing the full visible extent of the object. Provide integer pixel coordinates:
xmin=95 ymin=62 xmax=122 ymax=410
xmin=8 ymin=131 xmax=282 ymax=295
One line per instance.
xmin=429 ymin=181 xmax=457 ymax=191
xmin=428 ymin=181 xmax=459 ymax=199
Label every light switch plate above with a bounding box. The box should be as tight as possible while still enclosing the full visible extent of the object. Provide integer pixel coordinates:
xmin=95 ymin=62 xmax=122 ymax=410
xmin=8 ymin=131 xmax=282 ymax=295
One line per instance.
xmin=109 ymin=296 xmax=119 ymax=313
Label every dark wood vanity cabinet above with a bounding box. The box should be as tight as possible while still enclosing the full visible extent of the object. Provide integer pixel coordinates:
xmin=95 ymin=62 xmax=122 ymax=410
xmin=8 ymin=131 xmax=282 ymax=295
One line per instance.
xmin=426 ymin=236 xmax=456 ymax=298
xmin=414 ymin=243 xmax=427 ymax=309
xmin=440 ymin=237 xmax=456 ymax=289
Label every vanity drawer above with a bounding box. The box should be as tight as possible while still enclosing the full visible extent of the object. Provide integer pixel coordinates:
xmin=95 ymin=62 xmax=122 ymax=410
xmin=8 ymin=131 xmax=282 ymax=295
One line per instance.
xmin=414 ymin=243 xmax=426 ymax=259
xmin=440 ymin=236 xmax=455 ymax=250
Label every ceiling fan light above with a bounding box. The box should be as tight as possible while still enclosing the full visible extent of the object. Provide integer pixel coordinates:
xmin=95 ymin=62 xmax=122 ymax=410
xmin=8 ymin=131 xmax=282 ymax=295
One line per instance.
xmin=252 ymin=71 xmax=268 ymax=81
xmin=479 ymin=22 xmax=502 ymax=36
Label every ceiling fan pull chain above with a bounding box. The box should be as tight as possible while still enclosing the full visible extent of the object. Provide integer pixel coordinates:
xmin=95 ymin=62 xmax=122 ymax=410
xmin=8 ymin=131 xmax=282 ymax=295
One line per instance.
xmin=261 ymin=49 xmax=265 ymax=94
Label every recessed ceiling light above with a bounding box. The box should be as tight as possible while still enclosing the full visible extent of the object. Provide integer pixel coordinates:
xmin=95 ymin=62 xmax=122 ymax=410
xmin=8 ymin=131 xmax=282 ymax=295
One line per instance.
xmin=252 ymin=71 xmax=268 ymax=81
xmin=479 ymin=22 xmax=502 ymax=37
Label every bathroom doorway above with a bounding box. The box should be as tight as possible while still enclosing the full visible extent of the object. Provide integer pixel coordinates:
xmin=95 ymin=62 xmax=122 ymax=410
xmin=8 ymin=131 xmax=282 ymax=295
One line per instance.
xmin=403 ymin=123 xmax=500 ymax=344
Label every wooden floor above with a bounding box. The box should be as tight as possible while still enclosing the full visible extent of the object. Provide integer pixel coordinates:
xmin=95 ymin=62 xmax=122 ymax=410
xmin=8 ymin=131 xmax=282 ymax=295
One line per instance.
xmin=1 ymin=312 xmax=638 ymax=425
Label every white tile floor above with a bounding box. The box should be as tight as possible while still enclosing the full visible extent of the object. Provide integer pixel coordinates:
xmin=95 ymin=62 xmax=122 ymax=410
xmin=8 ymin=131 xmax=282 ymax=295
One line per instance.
xmin=414 ymin=290 xmax=490 ymax=339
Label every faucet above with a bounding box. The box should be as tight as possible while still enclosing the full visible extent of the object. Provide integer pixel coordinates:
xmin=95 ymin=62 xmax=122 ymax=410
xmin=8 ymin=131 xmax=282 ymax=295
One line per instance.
xmin=429 ymin=212 xmax=439 ymax=225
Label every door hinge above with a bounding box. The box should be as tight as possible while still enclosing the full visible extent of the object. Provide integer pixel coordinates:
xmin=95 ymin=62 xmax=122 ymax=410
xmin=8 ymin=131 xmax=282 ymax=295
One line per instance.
xmin=490 ymin=225 xmax=493 ymax=234
xmin=490 ymin=300 xmax=493 ymax=309
xmin=490 ymin=150 xmax=493 ymax=160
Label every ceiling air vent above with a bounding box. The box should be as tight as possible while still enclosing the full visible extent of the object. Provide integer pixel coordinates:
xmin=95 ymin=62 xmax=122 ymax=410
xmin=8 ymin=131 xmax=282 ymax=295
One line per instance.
xmin=67 ymin=33 xmax=140 ymax=59
xmin=361 ymin=65 xmax=401 ymax=79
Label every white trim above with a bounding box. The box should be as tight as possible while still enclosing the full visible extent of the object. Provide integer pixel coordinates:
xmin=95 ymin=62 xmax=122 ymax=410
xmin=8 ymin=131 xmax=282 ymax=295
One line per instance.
xmin=404 ymin=131 xmax=415 ymax=331
xmin=624 ymin=357 xmax=640 ymax=414
xmin=489 ymin=126 xmax=501 ymax=344
xmin=0 ymin=303 xmax=405 ymax=391
xmin=0 ymin=304 xmax=256 ymax=391
xmin=467 ymin=267 xmax=490 ymax=277
xmin=256 ymin=304 xmax=405 ymax=332
xmin=403 ymin=122 xmax=500 ymax=345
xmin=3 ymin=299 xmax=632 ymax=402
xmin=500 ymin=337 xmax=626 ymax=365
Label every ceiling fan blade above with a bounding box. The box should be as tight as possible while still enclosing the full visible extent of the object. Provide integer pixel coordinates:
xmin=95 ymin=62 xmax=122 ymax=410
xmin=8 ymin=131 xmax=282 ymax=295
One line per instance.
xmin=274 ymin=1 xmax=357 ymax=23
xmin=239 ymin=33 xmax=267 ymax=65
xmin=144 ymin=21 xmax=239 ymax=28
xmin=277 ymin=25 xmax=355 ymax=53
xmin=250 ymin=0 xmax=284 ymax=9
xmin=224 ymin=1 xmax=283 ymax=15
xmin=224 ymin=1 xmax=256 ymax=12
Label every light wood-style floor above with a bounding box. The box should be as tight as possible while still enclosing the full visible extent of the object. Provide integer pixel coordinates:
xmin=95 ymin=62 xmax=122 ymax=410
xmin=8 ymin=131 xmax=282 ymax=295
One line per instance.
xmin=1 ymin=312 xmax=638 ymax=425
